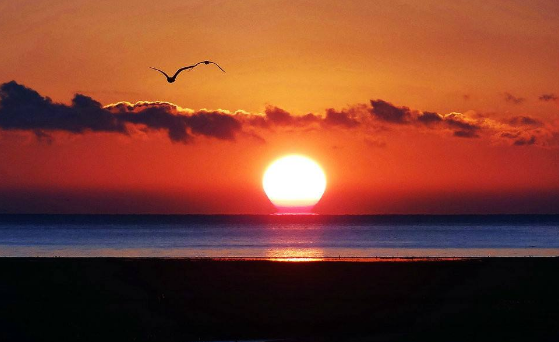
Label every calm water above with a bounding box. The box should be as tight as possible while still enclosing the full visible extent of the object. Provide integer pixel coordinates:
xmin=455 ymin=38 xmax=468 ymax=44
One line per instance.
xmin=0 ymin=215 xmax=558 ymax=258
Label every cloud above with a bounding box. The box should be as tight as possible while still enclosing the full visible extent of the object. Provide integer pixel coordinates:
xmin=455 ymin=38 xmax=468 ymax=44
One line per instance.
xmin=0 ymin=81 xmax=243 ymax=143
xmin=507 ymin=116 xmax=543 ymax=127
xmin=263 ymin=106 xmax=294 ymax=125
xmin=365 ymin=99 xmax=557 ymax=146
xmin=1 ymin=81 xmax=557 ymax=148
xmin=539 ymin=94 xmax=558 ymax=102
xmin=368 ymin=100 xmax=484 ymax=140
xmin=243 ymin=106 xmax=320 ymax=129
xmin=443 ymin=113 xmax=481 ymax=132
xmin=369 ymin=99 xmax=411 ymax=124
xmin=417 ymin=112 xmax=443 ymax=125
xmin=0 ymin=81 xmax=126 ymax=134
xmin=105 ymin=101 xmax=244 ymax=142
xmin=497 ymin=129 xmax=551 ymax=147
xmin=513 ymin=135 xmax=537 ymax=146
xmin=453 ymin=130 xmax=480 ymax=138
xmin=33 ymin=130 xmax=54 ymax=144
xmin=188 ymin=111 xmax=242 ymax=140
xmin=112 ymin=104 xmax=191 ymax=142
xmin=370 ymin=99 xmax=483 ymax=139
xmin=323 ymin=108 xmax=360 ymax=128
xmin=503 ymin=92 xmax=525 ymax=105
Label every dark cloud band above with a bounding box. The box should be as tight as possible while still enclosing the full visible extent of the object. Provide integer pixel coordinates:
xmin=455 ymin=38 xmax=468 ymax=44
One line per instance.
xmin=0 ymin=81 xmax=556 ymax=148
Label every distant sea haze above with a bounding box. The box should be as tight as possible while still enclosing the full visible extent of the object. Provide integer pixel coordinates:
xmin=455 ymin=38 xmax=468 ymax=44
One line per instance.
xmin=0 ymin=215 xmax=558 ymax=258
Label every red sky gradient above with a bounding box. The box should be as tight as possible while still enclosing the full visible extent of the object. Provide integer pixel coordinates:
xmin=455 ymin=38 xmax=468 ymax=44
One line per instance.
xmin=0 ymin=0 xmax=558 ymax=214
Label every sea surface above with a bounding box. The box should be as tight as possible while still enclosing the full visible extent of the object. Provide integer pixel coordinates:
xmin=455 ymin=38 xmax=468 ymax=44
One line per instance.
xmin=0 ymin=215 xmax=558 ymax=258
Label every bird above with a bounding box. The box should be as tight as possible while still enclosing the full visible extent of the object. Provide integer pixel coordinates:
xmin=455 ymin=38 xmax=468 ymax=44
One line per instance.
xmin=150 ymin=60 xmax=226 ymax=83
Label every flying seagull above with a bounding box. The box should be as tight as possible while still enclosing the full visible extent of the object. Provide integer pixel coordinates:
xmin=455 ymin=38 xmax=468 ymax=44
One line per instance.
xmin=150 ymin=60 xmax=226 ymax=83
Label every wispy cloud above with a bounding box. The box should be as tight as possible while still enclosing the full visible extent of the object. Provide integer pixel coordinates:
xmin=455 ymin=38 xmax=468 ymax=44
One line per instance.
xmin=539 ymin=93 xmax=558 ymax=102
xmin=503 ymin=92 xmax=526 ymax=105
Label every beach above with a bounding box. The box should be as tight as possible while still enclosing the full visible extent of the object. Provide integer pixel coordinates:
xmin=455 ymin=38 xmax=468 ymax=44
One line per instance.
xmin=1 ymin=258 xmax=558 ymax=341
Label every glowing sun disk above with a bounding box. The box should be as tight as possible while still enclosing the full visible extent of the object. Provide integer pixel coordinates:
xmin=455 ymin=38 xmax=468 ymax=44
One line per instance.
xmin=263 ymin=155 xmax=327 ymax=210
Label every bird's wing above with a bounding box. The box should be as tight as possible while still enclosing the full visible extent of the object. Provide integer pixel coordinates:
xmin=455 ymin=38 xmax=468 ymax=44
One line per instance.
xmin=209 ymin=61 xmax=226 ymax=73
xmin=172 ymin=62 xmax=204 ymax=79
xmin=150 ymin=67 xmax=170 ymax=78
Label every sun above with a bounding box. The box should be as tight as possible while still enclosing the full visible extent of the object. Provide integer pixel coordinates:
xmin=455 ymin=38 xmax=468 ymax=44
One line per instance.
xmin=263 ymin=155 xmax=327 ymax=213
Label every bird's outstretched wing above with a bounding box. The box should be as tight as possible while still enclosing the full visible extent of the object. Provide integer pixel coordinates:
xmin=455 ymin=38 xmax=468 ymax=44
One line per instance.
xmin=172 ymin=62 xmax=204 ymax=79
xmin=150 ymin=67 xmax=170 ymax=78
xmin=152 ymin=61 xmax=226 ymax=82
xmin=208 ymin=61 xmax=226 ymax=73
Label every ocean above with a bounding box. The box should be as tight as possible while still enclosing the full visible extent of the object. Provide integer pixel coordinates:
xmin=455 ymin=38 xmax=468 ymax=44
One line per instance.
xmin=0 ymin=215 xmax=558 ymax=258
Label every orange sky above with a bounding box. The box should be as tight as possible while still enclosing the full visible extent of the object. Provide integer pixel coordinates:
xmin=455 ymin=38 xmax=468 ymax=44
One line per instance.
xmin=0 ymin=0 xmax=558 ymax=214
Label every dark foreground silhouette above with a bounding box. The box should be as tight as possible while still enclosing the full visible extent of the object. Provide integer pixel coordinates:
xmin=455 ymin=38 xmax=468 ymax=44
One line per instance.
xmin=1 ymin=258 xmax=558 ymax=342
xmin=150 ymin=60 xmax=226 ymax=83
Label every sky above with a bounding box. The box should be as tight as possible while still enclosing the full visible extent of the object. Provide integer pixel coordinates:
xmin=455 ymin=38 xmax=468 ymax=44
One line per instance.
xmin=0 ymin=0 xmax=558 ymax=214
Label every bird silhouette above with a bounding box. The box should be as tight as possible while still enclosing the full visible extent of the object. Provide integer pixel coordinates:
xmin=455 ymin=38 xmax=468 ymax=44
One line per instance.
xmin=150 ymin=60 xmax=226 ymax=83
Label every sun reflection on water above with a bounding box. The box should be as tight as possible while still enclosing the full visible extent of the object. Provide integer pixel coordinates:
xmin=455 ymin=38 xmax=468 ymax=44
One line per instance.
xmin=265 ymin=247 xmax=325 ymax=262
